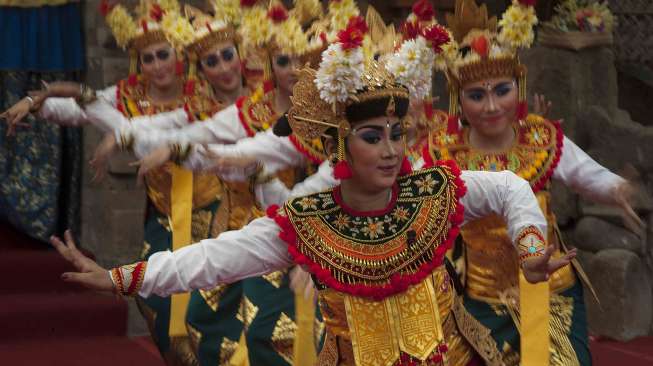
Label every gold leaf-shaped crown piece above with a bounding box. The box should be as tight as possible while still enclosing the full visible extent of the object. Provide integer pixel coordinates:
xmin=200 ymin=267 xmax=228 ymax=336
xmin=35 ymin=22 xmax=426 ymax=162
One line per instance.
xmin=445 ymin=0 xmax=497 ymax=44
xmin=288 ymin=68 xmax=340 ymax=141
xmin=184 ymin=4 xmax=235 ymax=55
xmin=352 ymin=61 xmax=409 ymax=105
xmin=366 ymin=5 xmax=398 ymax=59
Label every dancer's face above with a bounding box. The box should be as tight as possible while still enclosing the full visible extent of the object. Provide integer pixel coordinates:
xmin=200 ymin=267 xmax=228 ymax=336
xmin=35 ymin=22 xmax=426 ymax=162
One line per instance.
xmin=460 ymin=77 xmax=518 ymax=138
xmin=200 ymin=41 xmax=242 ymax=93
xmin=343 ymin=116 xmax=405 ymax=193
xmin=272 ymin=52 xmax=300 ymax=95
xmin=139 ymin=42 xmax=178 ymax=89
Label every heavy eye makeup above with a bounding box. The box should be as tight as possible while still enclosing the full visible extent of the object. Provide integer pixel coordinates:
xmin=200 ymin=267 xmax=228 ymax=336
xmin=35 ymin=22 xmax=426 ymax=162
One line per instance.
xmin=275 ymin=55 xmax=290 ymax=67
xmin=141 ymin=48 xmax=171 ymax=64
xmin=354 ymin=122 xmax=404 ymax=144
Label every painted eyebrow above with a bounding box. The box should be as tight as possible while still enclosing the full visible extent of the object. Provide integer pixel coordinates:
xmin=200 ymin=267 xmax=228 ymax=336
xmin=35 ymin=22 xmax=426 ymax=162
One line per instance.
xmin=355 ymin=122 xmax=402 ymax=132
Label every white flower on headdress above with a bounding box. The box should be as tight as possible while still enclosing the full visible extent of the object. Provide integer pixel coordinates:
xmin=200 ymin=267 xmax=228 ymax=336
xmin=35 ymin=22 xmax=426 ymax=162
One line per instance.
xmin=315 ymin=43 xmax=365 ymax=104
xmin=161 ymin=11 xmax=195 ymax=50
xmin=386 ymin=37 xmax=434 ymax=100
xmin=498 ymin=1 xmax=538 ymax=49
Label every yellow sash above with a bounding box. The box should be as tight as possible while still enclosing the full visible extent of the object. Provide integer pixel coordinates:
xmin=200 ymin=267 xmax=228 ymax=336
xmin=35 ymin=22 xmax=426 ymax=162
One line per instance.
xmin=169 ymin=165 xmax=194 ymax=337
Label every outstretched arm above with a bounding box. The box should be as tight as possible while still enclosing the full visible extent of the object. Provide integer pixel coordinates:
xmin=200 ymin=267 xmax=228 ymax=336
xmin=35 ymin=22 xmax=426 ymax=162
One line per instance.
xmin=51 ymin=216 xmax=292 ymax=298
xmin=460 ymin=170 xmax=575 ymax=283
xmin=554 ymin=136 xmax=644 ymax=235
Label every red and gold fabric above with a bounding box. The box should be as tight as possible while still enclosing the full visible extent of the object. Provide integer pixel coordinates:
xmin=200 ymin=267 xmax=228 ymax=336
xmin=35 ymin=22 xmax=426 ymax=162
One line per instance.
xmin=424 ymin=115 xmax=574 ymax=365
xmin=110 ymin=261 xmax=147 ymax=297
xmin=267 ymin=164 xmax=486 ymax=365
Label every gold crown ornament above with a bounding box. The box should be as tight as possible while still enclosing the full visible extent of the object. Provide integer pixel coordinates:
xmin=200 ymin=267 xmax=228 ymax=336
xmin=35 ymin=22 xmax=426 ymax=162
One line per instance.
xmin=182 ymin=4 xmax=239 ymax=95
xmin=444 ymin=0 xmax=538 ymax=128
xmin=100 ymin=0 xmax=192 ymax=86
xmin=288 ymin=16 xmax=412 ymax=180
xmin=236 ymin=0 xmax=316 ymax=83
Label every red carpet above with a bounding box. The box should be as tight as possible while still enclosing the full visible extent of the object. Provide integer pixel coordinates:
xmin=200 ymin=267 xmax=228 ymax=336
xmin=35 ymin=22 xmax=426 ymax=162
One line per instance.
xmin=0 ymin=223 xmax=164 ymax=366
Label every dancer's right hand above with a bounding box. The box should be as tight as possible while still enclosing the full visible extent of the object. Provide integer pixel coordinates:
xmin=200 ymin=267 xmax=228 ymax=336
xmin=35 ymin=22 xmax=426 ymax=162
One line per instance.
xmin=50 ymin=230 xmax=113 ymax=292
xmin=0 ymin=98 xmax=32 ymax=136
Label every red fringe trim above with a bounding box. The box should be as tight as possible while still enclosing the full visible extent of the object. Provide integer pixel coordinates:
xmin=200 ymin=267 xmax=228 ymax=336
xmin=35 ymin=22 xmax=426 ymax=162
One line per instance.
xmin=274 ymin=160 xmax=467 ymax=300
xmin=183 ymin=103 xmax=195 ymax=123
xmin=289 ymin=135 xmax=325 ymax=165
xmin=531 ymin=119 xmax=564 ymax=193
xmin=236 ymin=96 xmax=256 ymax=137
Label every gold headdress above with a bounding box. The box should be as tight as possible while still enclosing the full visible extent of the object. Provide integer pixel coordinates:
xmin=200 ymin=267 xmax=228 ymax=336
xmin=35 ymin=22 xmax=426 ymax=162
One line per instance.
xmin=101 ymin=0 xmax=187 ymax=85
xmin=181 ymin=4 xmax=239 ymax=94
xmin=444 ymin=0 xmax=538 ymax=121
xmin=288 ymin=16 xmax=410 ymax=179
xmin=237 ymin=0 xmax=321 ymax=84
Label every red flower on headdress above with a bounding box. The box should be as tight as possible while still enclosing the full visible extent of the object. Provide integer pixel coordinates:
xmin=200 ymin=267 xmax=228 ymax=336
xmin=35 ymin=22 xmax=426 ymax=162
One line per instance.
xmin=470 ymin=35 xmax=489 ymax=57
xmin=518 ymin=0 xmax=537 ymax=6
xmin=240 ymin=0 xmax=257 ymax=7
xmin=413 ymin=0 xmax=435 ymax=22
xmin=421 ymin=24 xmax=450 ymax=52
xmin=99 ymin=0 xmax=115 ymax=17
xmin=401 ymin=20 xmax=421 ymax=41
xmin=268 ymin=5 xmax=288 ymax=23
xmin=337 ymin=16 xmax=368 ymax=50
xmin=150 ymin=4 xmax=164 ymax=22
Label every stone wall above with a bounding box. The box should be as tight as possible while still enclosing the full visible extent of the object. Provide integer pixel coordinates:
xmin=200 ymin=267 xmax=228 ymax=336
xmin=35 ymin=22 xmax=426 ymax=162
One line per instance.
xmin=523 ymin=45 xmax=653 ymax=341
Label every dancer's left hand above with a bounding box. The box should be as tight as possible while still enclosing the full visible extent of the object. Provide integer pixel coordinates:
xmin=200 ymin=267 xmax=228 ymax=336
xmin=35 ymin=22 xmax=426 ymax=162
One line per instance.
xmin=533 ymin=93 xmax=552 ymax=118
xmin=131 ymin=145 xmax=172 ymax=186
xmin=522 ymin=245 xmax=576 ymax=283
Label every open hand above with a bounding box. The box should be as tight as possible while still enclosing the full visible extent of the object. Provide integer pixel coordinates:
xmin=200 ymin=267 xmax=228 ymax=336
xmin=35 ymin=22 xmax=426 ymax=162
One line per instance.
xmin=1 ymin=98 xmax=33 ymax=136
xmin=522 ymin=245 xmax=576 ymax=283
xmin=533 ymin=93 xmax=552 ymax=118
xmin=50 ymin=230 xmax=113 ymax=292
xmin=89 ymin=133 xmax=118 ymax=182
xmin=612 ymin=180 xmax=645 ymax=238
xmin=130 ymin=145 xmax=172 ymax=186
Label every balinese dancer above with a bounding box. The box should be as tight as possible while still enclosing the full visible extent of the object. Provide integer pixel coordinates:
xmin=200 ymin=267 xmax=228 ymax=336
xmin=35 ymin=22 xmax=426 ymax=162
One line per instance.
xmin=48 ymin=35 xmax=576 ymax=364
xmin=422 ymin=1 xmax=644 ymax=365
xmin=2 ymin=1 xmax=225 ymax=364
xmin=83 ymin=2 xmax=328 ymax=364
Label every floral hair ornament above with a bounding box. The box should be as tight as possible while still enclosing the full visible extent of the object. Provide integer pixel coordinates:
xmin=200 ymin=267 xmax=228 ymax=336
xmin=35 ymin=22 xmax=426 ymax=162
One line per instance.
xmin=101 ymin=0 xmax=184 ymax=86
xmin=444 ymin=0 xmax=538 ymax=130
xmin=180 ymin=3 xmax=239 ymax=95
xmin=289 ymin=16 xmax=412 ymax=180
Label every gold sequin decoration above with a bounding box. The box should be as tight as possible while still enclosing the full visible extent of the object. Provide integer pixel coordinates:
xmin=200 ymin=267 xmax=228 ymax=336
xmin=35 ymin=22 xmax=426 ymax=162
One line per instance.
xmin=199 ymin=284 xmax=229 ymax=312
xmin=262 ymin=271 xmax=285 ymax=289
xmin=219 ymin=337 xmax=241 ymax=365
xmin=191 ymin=209 xmax=213 ymax=243
xmin=271 ymin=312 xmax=297 ymax=364
xmin=237 ymin=296 xmax=259 ymax=332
